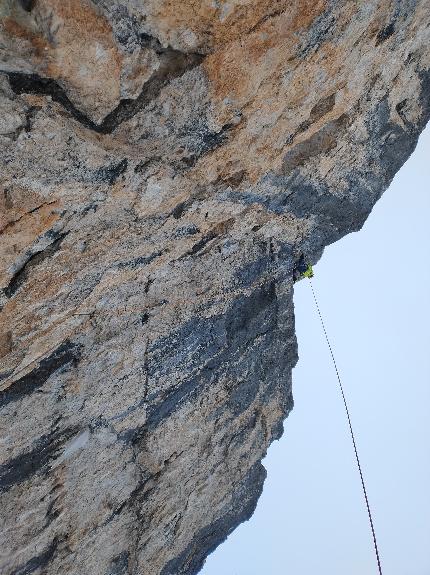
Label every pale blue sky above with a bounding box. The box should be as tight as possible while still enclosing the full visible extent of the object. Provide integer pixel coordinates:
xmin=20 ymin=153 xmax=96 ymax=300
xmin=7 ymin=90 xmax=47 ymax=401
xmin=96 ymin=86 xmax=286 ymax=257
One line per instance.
xmin=201 ymin=124 xmax=430 ymax=575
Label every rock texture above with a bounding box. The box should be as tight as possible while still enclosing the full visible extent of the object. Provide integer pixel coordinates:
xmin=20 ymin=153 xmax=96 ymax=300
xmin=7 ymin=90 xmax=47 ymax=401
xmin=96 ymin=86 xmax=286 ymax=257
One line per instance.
xmin=0 ymin=1 xmax=429 ymax=574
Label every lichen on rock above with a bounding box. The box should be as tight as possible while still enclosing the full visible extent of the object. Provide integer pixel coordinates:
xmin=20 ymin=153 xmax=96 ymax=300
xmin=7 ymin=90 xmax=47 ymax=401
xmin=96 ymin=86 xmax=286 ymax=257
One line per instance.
xmin=0 ymin=1 xmax=429 ymax=574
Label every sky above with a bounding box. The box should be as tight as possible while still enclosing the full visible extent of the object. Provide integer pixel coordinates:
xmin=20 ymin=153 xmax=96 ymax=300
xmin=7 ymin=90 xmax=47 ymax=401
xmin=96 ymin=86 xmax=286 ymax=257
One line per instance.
xmin=201 ymin=123 xmax=430 ymax=575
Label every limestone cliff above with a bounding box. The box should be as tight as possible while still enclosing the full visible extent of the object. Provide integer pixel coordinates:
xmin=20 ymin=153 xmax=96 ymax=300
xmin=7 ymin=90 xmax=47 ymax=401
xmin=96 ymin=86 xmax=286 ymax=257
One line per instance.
xmin=0 ymin=1 xmax=429 ymax=574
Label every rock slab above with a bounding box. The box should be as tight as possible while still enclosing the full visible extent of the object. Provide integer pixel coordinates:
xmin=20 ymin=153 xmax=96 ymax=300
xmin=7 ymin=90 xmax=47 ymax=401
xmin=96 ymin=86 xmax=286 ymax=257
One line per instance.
xmin=0 ymin=1 xmax=429 ymax=574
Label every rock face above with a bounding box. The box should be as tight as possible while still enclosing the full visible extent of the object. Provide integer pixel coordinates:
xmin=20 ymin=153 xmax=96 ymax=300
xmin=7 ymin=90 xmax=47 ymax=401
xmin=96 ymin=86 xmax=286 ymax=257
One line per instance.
xmin=0 ymin=1 xmax=429 ymax=574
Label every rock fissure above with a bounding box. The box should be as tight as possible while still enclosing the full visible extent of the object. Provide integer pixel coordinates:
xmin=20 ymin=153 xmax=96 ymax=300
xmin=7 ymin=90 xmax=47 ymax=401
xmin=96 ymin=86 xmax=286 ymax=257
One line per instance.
xmin=3 ymin=231 xmax=68 ymax=299
xmin=5 ymin=45 xmax=204 ymax=134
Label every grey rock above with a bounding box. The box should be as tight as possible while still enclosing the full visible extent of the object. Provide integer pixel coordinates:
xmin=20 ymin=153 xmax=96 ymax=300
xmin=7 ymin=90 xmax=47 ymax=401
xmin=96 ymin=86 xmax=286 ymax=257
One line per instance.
xmin=0 ymin=1 xmax=429 ymax=574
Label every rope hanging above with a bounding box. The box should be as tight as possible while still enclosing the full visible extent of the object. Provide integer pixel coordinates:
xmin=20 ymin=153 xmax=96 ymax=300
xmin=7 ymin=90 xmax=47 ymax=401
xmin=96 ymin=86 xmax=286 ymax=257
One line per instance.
xmin=308 ymin=277 xmax=383 ymax=575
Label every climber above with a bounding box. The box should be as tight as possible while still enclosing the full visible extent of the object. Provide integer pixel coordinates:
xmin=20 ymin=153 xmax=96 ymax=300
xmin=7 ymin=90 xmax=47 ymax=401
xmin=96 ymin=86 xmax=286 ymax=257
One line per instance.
xmin=302 ymin=264 xmax=314 ymax=278
xmin=293 ymin=254 xmax=314 ymax=281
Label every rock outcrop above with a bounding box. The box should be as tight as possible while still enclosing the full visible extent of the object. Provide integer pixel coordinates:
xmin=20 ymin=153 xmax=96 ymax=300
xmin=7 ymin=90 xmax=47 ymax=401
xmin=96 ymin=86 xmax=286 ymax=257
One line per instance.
xmin=1 ymin=1 xmax=429 ymax=574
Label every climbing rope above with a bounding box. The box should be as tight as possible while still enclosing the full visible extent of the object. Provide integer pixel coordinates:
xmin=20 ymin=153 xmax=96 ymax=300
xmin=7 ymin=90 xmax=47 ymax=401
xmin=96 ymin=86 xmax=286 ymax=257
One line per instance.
xmin=308 ymin=277 xmax=383 ymax=575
